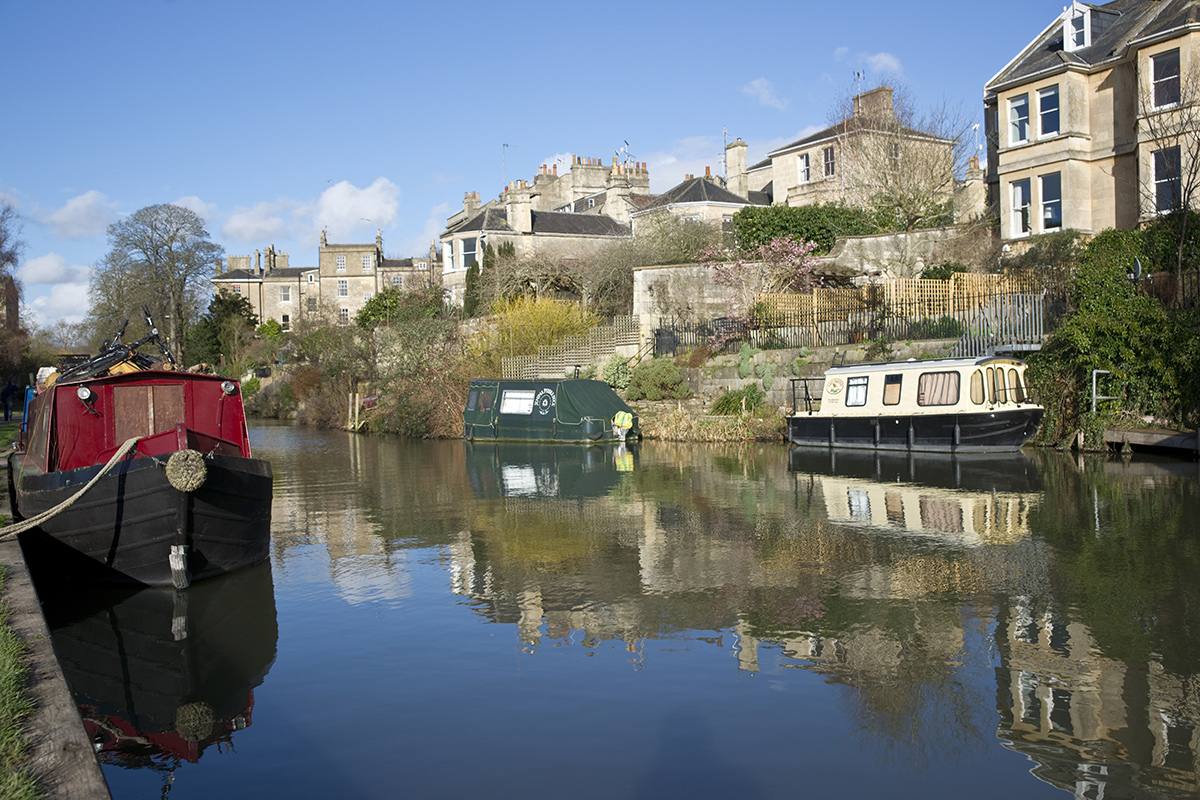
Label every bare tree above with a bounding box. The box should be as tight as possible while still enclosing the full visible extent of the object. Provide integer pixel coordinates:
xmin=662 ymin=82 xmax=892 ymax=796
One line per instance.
xmin=829 ymin=83 xmax=973 ymax=232
xmin=1137 ymin=55 xmax=1200 ymax=283
xmin=0 ymin=203 xmax=27 ymax=368
xmin=87 ymin=204 xmax=222 ymax=360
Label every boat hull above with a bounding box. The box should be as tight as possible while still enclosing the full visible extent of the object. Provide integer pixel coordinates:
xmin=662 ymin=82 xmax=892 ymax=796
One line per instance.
xmin=787 ymin=408 xmax=1044 ymax=453
xmin=10 ymin=451 xmax=272 ymax=587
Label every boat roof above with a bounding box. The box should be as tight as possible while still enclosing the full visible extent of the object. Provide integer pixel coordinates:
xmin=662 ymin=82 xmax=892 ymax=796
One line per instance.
xmin=824 ymin=356 xmax=1029 ymax=377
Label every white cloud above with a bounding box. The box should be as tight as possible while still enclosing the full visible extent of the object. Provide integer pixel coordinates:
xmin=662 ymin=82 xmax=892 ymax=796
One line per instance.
xmin=173 ymin=195 xmax=216 ymax=225
xmin=833 ymin=47 xmax=904 ymax=79
xmin=47 ymin=190 xmax=118 ymax=238
xmin=742 ymin=78 xmax=788 ymax=110
xmin=223 ymin=201 xmax=294 ymax=244
xmin=866 ymin=52 xmax=903 ymax=75
xmin=18 ymin=252 xmax=91 ymax=286
xmin=311 ymin=178 xmax=401 ymax=239
xmin=398 ymin=202 xmax=451 ymax=258
xmin=27 ymin=282 xmax=91 ymax=326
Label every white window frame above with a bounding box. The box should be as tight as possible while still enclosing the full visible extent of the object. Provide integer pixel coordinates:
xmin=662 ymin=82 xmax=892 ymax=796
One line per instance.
xmin=280 ymin=286 xmax=291 ymax=303
xmin=361 ymin=254 xmax=372 ymax=271
xmin=307 ymin=273 xmax=315 ymax=283
xmin=1152 ymin=49 xmax=1181 ymax=109
xmin=798 ymin=153 xmax=810 ymax=183
xmin=232 ymin=285 xmax=241 ymax=295
xmin=392 ymin=274 xmax=403 ymax=288
xmin=1040 ymin=173 xmax=1062 ymax=231
xmin=363 ymin=291 xmax=373 ymax=302
xmin=1066 ymin=11 xmax=1088 ymax=52
xmin=1154 ymin=146 xmax=1181 ymax=213
xmin=1038 ymin=86 xmax=1060 ymax=137
xmin=1012 ymin=178 xmax=1032 ymax=236
xmin=1010 ymin=94 xmax=1030 ymax=144
xmin=281 ymin=314 xmax=290 ymax=332
xmin=822 ymin=147 xmax=835 ymax=178
xmin=338 ymin=308 xmax=350 ymax=325
xmin=418 ymin=261 xmax=428 ymax=271
xmin=336 ymin=255 xmax=346 ymax=271
xmin=337 ymin=279 xmax=348 ymax=298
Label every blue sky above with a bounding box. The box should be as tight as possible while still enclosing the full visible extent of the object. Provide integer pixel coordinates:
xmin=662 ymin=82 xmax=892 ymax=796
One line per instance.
xmin=5 ymin=0 xmax=1061 ymax=330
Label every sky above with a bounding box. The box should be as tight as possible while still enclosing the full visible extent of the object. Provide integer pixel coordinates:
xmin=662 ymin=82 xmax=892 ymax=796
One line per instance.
xmin=4 ymin=0 xmax=1064 ymax=332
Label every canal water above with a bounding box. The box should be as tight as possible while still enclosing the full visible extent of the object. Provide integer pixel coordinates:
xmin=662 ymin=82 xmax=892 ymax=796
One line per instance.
xmin=35 ymin=423 xmax=1200 ymax=798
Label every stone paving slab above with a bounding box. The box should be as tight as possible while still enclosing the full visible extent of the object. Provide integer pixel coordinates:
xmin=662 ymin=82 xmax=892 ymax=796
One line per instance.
xmin=0 ymin=538 xmax=111 ymax=799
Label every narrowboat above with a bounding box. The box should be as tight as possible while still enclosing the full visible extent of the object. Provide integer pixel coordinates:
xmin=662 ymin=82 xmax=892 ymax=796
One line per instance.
xmin=463 ymin=379 xmax=640 ymax=443
xmin=787 ymin=356 xmax=1043 ymax=453
xmin=8 ymin=315 xmax=273 ymax=588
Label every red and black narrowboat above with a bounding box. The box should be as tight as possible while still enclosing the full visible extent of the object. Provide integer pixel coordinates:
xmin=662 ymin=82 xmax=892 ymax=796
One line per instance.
xmin=7 ymin=324 xmax=273 ymax=587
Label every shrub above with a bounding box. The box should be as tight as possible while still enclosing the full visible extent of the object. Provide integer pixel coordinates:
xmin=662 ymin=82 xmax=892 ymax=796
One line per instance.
xmin=675 ymin=346 xmax=713 ymax=368
xmin=602 ymin=354 xmax=631 ymax=390
xmin=241 ymin=377 xmax=261 ymax=397
xmin=626 ymin=358 xmax=690 ymax=401
xmin=468 ymin=296 xmax=599 ymax=376
xmin=910 ymin=316 xmax=965 ymax=339
xmin=712 ymin=384 xmax=765 ymax=415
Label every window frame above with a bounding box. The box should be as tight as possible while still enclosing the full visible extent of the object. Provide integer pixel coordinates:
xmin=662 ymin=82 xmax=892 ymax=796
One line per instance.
xmin=1012 ymin=178 xmax=1032 ymax=236
xmin=1154 ymin=145 xmax=1182 ymax=213
xmin=1010 ymin=94 xmax=1030 ymax=144
xmin=1152 ymin=48 xmax=1181 ymax=110
xmin=882 ymin=374 xmax=903 ymax=406
xmin=280 ymin=285 xmax=291 ymax=303
xmin=1040 ymin=172 xmax=1063 ymax=231
xmin=916 ymin=372 xmax=961 ymax=407
xmin=337 ymin=279 xmax=348 ymax=298
xmin=336 ymin=255 xmax=346 ymax=271
xmin=798 ymin=153 xmax=810 ymax=183
xmin=822 ymin=147 xmax=836 ymax=178
xmin=361 ymin=254 xmax=372 ymax=271
xmin=846 ymin=376 xmax=868 ymax=407
xmin=1038 ymin=85 xmax=1060 ymax=137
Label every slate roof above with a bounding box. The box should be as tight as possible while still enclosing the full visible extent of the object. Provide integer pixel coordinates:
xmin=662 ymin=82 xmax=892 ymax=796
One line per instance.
xmin=529 ymin=210 xmax=630 ymax=236
xmin=986 ymin=0 xmax=1200 ymax=92
xmin=444 ymin=207 xmax=513 ymax=236
xmin=636 ymin=177 xmax=761 ymax=212
xmin=214 ymin=266 xmax=314 ymax=282
xmin=768 ymin=114 xmax=949 ymax=159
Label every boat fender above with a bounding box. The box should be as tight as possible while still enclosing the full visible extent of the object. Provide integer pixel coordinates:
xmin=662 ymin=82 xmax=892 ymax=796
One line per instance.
xmin=166 ymin=449 xmax=207 ymax=493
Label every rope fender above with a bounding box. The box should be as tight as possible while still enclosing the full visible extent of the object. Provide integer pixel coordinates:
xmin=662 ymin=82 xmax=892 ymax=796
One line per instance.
xmin=0 ymin=437 xmax=141 ymax=541
xmin=165 ymin=449 xmax=207 ymax=493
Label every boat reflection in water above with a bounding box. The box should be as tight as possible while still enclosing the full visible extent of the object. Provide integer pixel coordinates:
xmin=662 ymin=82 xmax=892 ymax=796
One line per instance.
xmin=789 ymin=446 xmax=1042 ymax=546
xmin=464 ymin=440 xmax=636 ymax=499
xmin=36 ymin=560 xmax=278 ymax=771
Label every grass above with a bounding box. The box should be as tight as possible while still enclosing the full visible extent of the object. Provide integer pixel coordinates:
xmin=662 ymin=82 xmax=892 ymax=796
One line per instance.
xmin=0 ymin=568 xmax=40 ymax=800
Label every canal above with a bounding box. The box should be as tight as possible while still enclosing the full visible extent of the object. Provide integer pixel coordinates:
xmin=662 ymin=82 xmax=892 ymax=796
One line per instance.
xmin=34 ymin=423 xmax=1200 ymax=798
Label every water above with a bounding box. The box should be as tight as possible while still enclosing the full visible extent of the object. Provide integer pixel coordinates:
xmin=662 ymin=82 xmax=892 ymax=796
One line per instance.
xmin=38 ymin=424 xmax=1200 ymax=798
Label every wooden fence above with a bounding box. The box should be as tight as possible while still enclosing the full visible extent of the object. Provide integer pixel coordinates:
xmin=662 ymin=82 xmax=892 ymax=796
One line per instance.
xmin=502 ymin=316 xmax=641 ymax=380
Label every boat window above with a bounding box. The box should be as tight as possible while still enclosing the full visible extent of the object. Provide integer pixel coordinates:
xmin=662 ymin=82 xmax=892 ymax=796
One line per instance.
xmin=846 ymin=376 xmax=869 ymax=407
xmin=1009 ymin=368 xmax=1026 ymax=403
xmin=466 ymin=389 xmax=479 ymax=412
xmin=986 ymin=367 xmax=996 ymax=403
xmin=478 ymin=389 xmax=494 ymax=412
xmin=916 ymin=372 xmax=960 ymax=406
xmin=993 ymin=367 xmax=1007 ymax=403
xmin=970 ymin=370 xmax=985 ymax=404
xmin=499 ymin=389 xmax=535 ymax=415
xmin=882 ymin=374 xmax=903 ymax=406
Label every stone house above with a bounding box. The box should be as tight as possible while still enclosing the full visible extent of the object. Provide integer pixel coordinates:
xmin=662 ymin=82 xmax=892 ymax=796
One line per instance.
xmin=734 ymin=87 xmax=956 ymax=215
xmin=215 ymin=234 xmax=438 ymax=328
xmin=629 ymin=171 xmax=767 ymax=238
xmin=984 ymin=0 xmax=1200 ymax=242
xmin=440 ymin=155 xmax=652 ymax=306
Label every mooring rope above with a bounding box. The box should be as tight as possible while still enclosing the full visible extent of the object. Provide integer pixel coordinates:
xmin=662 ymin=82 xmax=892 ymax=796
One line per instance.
xmin=0 ymin=437 xmax=141 ymax=541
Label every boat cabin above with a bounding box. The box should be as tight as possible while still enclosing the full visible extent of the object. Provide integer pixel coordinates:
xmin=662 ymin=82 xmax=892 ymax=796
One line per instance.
xmin=463 ymin=379 xmax=639 ymax=443
xmin=788 ymin=357 xmax=1043 ymax=453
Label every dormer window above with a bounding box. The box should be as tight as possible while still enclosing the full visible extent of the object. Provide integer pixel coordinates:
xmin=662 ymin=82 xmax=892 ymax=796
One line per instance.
xmin=1063 ymin=4 xmax=1116 ymax=53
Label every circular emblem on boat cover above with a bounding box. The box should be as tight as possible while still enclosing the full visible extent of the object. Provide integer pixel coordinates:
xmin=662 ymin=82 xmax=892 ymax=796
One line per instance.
xmin=535 ymin=388 xmax=556 ymax=415
xmin=827 ymin=378 xmax=845 ymax=395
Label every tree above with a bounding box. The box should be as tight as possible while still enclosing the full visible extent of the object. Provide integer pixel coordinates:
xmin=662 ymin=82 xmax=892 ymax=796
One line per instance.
xmin=88 ymin=204 xmax=223 ymax=361
xmin=701 ymin=236 xmax=823 ymax=318
xmin=829 ymin=83 xmax=972 ymax=232
xmin=186 ymin=291 xmax=259 ymax=369
xmin=0 ymin=203 xmax=26 ymax=368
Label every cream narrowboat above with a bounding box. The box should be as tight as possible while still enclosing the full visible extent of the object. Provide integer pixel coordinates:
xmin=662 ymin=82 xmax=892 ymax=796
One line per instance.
xmin=787 ymin=357 xmax=1043 ymax=453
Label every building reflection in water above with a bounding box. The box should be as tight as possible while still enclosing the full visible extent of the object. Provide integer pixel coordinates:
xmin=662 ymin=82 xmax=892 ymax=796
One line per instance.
xmin=35 ymin=561 xmax=278 ymax=786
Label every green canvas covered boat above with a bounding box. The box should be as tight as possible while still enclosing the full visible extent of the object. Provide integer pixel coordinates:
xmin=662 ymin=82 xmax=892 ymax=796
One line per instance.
xmin=462 ymin=379 xmax=640 ymax=443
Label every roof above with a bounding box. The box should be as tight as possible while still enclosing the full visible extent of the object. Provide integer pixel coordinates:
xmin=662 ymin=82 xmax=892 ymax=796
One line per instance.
xmin=444 ymin=207 xmax=514 ymax=236
xmin=635 ymin=177 xmax=760 ymax=213
xmin=529 ymin=210 xmax=630 ymax=236
xmin=768 ymin=114 xmax=950 ymax=159
xmin=213 ymin=267 xmax=314 ymax=282
xmin=824 ymin=356 xmax=1030 ymax=376
xmin=986 ymin=0 xmax=1199 ymax=92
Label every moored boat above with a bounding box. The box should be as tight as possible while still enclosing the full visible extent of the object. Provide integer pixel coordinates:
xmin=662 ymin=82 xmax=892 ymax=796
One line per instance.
xmin=7 ymin=314 xmax=273 ymax=587
xmin=787 ymin=356 xmax=1044 ymax=453
xmin=463 ymin=378 xmax=640 ymax=443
